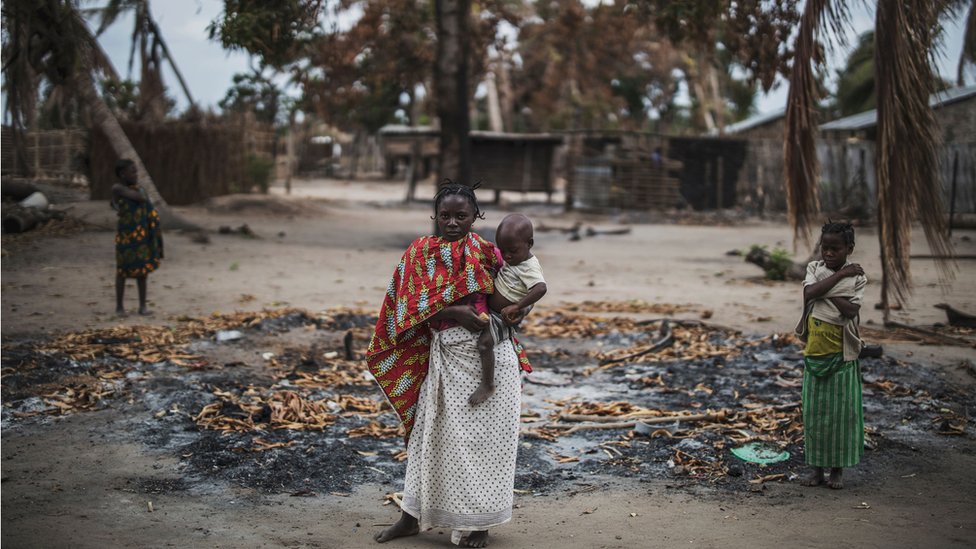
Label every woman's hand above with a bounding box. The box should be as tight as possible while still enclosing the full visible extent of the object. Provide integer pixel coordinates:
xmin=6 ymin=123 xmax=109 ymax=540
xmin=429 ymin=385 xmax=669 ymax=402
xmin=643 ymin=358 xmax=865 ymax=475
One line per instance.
xmin=452 ymin=305 xmax=489 ymax=332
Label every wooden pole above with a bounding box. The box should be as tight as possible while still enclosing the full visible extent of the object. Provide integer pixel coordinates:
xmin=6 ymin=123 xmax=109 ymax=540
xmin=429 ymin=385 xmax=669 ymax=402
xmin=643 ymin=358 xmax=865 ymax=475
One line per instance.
xmin=948 ymin=149 xmax=959 ymax=236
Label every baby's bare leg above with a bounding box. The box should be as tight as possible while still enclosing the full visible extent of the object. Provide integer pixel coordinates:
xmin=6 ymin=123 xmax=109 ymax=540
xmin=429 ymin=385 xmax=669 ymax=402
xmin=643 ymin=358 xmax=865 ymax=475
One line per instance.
xmin=469 ymin=329 xmax=495 ymax=406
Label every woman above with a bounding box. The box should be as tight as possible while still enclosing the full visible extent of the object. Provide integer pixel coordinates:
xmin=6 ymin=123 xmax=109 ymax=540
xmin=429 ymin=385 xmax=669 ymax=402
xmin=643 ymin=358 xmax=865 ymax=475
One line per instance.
xmin=367 ymin=183 xmax=528 ymax=548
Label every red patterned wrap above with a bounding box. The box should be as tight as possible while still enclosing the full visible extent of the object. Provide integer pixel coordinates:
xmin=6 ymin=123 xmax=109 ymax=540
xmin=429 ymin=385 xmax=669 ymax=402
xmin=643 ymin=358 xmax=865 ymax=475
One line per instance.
xmin=366 ymin=232 xmax=531 ymax=443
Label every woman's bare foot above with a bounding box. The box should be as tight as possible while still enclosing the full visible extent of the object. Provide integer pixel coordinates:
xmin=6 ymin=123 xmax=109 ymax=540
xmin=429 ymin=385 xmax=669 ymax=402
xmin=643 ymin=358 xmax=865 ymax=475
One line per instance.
xmin=826 ymin=467 xmax=844 ymax=489
xmin=468 ymin=383 xmax=494 ymax=406
xmin=461 ymin=530 xmax=489 ymax=548
xmin=801 ymin=467 xmax=824 ymax=487
xmin=374 ymin=512 xmax=419 ymax=543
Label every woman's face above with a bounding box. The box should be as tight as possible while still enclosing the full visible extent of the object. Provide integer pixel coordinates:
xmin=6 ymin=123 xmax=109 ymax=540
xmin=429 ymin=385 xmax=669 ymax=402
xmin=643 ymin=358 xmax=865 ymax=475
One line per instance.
xmin=436 ymin=194 xmax=476 ymax=241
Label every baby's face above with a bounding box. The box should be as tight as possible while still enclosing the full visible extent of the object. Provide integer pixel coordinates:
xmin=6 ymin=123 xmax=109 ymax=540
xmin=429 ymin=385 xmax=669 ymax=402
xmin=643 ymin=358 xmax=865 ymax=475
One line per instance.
xmin=497 ymin=232 xmax=532 ymax=265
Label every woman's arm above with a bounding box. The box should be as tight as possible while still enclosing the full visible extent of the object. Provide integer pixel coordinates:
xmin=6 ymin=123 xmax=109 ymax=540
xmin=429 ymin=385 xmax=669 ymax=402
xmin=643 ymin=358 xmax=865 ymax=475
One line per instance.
xmin=430 ymin=304 xmax=488 ymax=332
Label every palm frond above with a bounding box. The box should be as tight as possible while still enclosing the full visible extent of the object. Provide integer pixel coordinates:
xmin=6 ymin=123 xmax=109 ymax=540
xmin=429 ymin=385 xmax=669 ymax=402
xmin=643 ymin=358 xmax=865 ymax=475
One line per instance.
xmin=783 ymin=0 xmax=849 ymax=246
xmin=874 ymin=0 xmax=954 ymax=307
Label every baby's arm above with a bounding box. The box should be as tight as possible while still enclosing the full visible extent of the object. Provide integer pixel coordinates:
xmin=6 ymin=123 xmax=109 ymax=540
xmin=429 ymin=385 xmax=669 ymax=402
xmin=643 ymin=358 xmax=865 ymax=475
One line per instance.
xmin=500 ymin=282 xmax=547 ymax=323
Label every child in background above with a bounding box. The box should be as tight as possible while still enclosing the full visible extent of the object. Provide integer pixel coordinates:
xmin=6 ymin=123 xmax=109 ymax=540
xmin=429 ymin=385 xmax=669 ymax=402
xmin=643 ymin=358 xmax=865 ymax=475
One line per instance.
xmin=469 ymin=214 xmax=547 ymax=406
xmin=111 ymin=159 xmax=163 ymax=316
xmin=794 ymin=221 xmax=867 ymax=489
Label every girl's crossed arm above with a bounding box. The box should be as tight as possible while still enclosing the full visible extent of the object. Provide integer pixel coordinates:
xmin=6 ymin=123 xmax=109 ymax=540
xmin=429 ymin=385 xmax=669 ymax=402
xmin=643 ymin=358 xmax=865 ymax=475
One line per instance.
xmin=803 ymin=263 xmax=864 ymax=301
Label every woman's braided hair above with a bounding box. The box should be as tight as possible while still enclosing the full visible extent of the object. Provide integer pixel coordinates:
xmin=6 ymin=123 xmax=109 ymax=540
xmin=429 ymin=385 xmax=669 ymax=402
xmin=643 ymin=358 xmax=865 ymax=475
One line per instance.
xmin=821 ymin=220 xmax=855 ymax=247
xmin=432 ymin=179 xmax=486 ymax=220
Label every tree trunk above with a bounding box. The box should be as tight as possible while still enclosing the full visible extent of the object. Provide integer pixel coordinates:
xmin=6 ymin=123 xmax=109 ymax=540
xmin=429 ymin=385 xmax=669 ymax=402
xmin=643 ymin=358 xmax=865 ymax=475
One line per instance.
xmin=76 ymin=71 xmax=199 ymax=231
xmin=434 ymin=0 xmax=471 ymax=185
xmin=485 ymin=68 xmax=504 ymax=132
xmin=496 ymin=51 xmax=514 ymax=132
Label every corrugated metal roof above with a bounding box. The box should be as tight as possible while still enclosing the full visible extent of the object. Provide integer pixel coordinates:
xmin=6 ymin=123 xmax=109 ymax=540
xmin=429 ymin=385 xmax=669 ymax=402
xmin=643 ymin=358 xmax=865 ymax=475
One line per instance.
xmin=820 ymin=85 xmax=976 ymax=132
xmin=724 ymin=108 xmax=786 ymax=135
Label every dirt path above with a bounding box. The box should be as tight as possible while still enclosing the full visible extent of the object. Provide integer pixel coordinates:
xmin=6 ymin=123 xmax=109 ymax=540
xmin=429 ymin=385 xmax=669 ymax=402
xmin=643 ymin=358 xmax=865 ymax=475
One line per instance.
xmin=3 ymin=177 xmax=975 ymax=548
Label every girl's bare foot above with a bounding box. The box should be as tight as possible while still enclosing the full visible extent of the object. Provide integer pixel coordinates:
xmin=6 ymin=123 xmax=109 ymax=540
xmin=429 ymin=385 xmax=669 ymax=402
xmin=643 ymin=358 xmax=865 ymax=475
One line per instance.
xmin=801 ymin=467 xmax=825 ymax=487
xmin=468 ymin=384 xmax=494 ymax=406
xmin=374 ymin=513 xmax=419 ymax=543
xmin=826 ymin=467 xmax=844 ymax=489
xmin=462 ymin=530 xmax=489 ymax=548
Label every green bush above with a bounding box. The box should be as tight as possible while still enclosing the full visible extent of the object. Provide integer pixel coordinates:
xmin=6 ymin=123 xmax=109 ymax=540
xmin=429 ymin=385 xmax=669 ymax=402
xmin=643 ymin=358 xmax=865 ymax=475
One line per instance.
xmin=747 ymin=245 xmax=794 ymax=281
xmin=766 ymin=247 xmax=794 ymax=280
xmin=245 ymin=154 xmax=274 ymax=194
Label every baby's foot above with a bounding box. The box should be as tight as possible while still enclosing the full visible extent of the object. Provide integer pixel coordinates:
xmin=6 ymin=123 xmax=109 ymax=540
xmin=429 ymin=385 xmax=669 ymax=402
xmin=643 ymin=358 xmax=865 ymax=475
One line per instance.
xmin=826 ymin=468 xmax=844 ymax=489
xmin=800 ymin=467 xmax=824 ymax=487
xmin=468 ymin=384 xmax=494 ymax=406
xmin=462 ymin=530 xmax=489 ymax=548
xmin=374 ymin=514 xmax=419 ymax=543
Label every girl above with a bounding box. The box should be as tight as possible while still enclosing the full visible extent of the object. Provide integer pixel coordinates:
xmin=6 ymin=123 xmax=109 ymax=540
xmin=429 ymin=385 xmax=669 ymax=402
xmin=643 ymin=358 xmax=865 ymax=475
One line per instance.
xmin=111 ymin=158 xmax=163 ymax=316
xmin=367 ymin=182 xmax=530 ymax=548
xmin=794 ymin=221 xmax=867 ymax=489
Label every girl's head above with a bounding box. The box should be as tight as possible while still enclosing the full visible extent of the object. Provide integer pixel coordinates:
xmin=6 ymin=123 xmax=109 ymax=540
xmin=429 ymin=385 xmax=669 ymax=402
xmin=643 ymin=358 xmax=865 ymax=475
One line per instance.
xmin=115 ymin=158 xmax=137 ymax=184
xmin=432 ymin=181 xmax=485 ymax=241
xmin=820 ymin=221 xmax=855 ymax=270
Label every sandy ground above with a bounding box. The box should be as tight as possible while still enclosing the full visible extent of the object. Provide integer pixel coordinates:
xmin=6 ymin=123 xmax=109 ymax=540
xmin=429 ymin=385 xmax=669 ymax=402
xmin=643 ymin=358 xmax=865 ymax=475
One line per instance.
xmin=2 ymin=177 xmax=975 ymax=548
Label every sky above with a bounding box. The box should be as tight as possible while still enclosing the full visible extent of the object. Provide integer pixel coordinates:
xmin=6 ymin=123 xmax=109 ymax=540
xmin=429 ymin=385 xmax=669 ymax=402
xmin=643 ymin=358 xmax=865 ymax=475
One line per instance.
xmin=90 ymin=0 xmax=973 ymax=119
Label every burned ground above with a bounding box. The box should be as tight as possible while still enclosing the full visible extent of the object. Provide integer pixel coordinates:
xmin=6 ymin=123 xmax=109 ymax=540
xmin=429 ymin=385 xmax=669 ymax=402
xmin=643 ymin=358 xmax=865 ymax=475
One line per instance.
xmin=2 ymin=305 xmax=972 ymax=505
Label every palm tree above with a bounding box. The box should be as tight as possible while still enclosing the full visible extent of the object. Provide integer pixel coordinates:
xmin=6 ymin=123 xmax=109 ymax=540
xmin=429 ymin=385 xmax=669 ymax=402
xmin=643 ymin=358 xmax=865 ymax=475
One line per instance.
xmin=91 ymin=0 xmax=198 ymax=116
xmin=784 ymin=0 xmax=967 ymax=320
xmin=2 ymin=0 xmax=196 ymax=229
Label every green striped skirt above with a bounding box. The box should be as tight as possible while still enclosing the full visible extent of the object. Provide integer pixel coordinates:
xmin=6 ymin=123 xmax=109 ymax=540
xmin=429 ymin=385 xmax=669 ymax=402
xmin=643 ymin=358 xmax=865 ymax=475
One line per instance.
xmin=802 ymin=354 xmax=864 ymax=467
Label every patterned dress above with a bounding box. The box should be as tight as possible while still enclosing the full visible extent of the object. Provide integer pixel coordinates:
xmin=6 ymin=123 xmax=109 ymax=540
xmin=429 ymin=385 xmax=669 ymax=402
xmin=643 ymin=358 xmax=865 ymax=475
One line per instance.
xmin=115 ymin=185 xmax=163 ymax=278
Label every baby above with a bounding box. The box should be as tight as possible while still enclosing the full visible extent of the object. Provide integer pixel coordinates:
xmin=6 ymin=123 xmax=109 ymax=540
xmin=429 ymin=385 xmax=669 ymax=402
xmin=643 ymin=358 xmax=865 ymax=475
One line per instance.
xmin=469 ymin=213 xmax=547 ymax=405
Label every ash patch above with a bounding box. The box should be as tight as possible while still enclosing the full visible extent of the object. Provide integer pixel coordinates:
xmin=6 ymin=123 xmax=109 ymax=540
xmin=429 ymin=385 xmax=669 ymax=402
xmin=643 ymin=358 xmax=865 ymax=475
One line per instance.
xmin=121 ymin=477 xmax=192 ymax=494
xmin=4 ymin=309 xmax=973 ymax=499
xmin=179 ymin=430 xmax=404 ymax=494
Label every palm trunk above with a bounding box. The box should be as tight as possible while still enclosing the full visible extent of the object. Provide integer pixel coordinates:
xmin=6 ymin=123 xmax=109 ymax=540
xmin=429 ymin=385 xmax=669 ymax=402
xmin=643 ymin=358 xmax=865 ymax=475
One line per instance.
xmin=76 ymin=71 xmax=198 ymax=231
xmin=434 ymin=0 xmax=472 ymax=185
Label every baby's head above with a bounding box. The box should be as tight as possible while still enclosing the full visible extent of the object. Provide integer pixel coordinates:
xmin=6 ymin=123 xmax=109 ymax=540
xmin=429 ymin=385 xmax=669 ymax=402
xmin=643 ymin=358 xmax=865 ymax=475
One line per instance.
xmin=819 ymin=220 xmax=855 ymax=270
xmin=496 ymin=214 xmax=534 ymax=265
xmin=433 ymin=181 xmax=485 ymax=242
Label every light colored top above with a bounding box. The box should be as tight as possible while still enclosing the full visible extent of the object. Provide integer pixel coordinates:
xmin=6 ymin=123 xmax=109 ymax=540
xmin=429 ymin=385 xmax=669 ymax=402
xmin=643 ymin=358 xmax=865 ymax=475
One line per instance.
xmin=494 ymin=255 xmax=546 ymax=304
xmin=794 ymin=260 xmax=867 ymax=361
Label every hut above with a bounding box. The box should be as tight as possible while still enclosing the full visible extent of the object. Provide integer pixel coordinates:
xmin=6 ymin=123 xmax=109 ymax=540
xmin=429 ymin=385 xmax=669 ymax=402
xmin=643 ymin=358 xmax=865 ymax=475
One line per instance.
xmin=725 ymin=109 xmax=786 ymax=214
xmin=564 ymin=131 xmax=745 ymax=212
xmin=378 ymin=126 xmax=562 ymax=200
xmin=819 ymin=85 xmax=976 ymax=218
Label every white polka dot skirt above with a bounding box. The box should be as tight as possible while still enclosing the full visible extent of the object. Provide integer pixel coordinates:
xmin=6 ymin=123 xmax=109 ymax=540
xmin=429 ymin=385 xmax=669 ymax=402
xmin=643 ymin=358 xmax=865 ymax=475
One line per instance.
xmin=401 ymin=326 xmax=521 ymax=532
